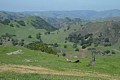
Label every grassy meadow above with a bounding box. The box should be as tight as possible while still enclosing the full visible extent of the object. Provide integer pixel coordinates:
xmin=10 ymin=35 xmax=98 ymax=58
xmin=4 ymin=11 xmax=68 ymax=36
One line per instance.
xmin=0 ymin=46 xmax=120 ymax=80
xmin=0 ymin=18 xmax=120 ymax=80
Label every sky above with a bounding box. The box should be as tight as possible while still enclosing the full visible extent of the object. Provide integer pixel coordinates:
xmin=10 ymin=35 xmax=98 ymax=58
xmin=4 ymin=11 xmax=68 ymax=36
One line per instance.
xmin=0 ymin=0 xmax=120 ymax=12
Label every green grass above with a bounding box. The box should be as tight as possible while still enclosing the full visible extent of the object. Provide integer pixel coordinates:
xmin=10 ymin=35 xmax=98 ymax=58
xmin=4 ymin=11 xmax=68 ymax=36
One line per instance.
xmin=0 ymin=22 xmax=82 ymax=54
xmin=41 ymin=25 xmax=80 ymax=44
xmin=0 ymin=23 xmax=46 ymax=44
xmin=0 ymin=22 xmax=81 ymax=53
xmin=0 ymin=72 xmax=106 ymax=80
xmin=0 ymin=46 xmax=120 ymax=75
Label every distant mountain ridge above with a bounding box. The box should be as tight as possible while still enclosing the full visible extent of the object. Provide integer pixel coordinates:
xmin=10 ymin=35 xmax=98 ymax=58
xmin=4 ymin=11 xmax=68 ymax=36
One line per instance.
xmin=23 ymin=9 xmax=120 ymax=19
xmin=0 ymin=11 xmax=26 ymax=20
xmin=1 ymin=9 xmax=120 ymax=20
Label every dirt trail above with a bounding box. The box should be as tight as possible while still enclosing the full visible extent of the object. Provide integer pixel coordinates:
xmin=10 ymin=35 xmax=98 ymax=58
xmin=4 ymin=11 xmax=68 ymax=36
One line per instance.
xmin=0 ymin=65 xmax=120 ymax=80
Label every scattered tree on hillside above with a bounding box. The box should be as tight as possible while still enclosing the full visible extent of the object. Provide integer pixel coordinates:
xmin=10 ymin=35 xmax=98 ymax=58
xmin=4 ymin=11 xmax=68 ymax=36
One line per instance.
xmin=12 ymin=39 xmax=18 ymax=46
xmin=62 ymin=53 xmax=66 ymax=56
xmin=53 ymin=43 xmax=59 ymax=47
xmin=67 ymin=26 xmax=70 ymax=30
xmin=16 ymin=24 xmax=20 ymax=28
xmin=73 ymin=43 xmax=77 ymax=48
xmin=1 ymin=19 xmax=10 ymax=25
xmin=0 ymin=39 xmax=3 ymax=45
xmin=16 ymin=20 xmax=26 ymax=26
xmin=64 ymin=45 xmax=67 ymax=48
xmin=10 ymin=24 xmax=14 ymax=27
xmin=75 ymin=48 xmax=79 ymax=51
xmin=28 ymin=35 xmax=32 ymax=38
xmin=19 ymin=39 xmax=24 ymax=46
xmin=36 ymin=33 xmax=43 ymax=43
xmin=65 ymin=41 xmax=67 ymax=43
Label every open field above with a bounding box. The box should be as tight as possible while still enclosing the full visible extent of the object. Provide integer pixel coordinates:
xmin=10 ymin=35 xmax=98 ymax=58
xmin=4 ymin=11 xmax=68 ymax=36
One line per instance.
xmin=0 ymin=46 xmax=120 ymax=80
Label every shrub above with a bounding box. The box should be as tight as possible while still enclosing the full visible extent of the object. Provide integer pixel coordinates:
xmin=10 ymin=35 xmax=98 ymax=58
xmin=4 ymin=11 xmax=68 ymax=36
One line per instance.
xmin=104 ymin=50 xmax=110 ymax=54
xmin=10 ymin=24 xmax=14 ymax=27
xmin=16 ymin=20 xmax=26 ymax=26
xmin=82 ymin=45 xmax=86 ymax=49
xmin=111 ymin=50 xmax=116 ymax=54
xmin=53 ymin=43 xmax=59 ymax=47
xmin=28 ymin=35 xmax=32 ymax=38
xmin=2 ymin=19 xmax=10 ymax=25
xmin=26 ymin=42 xmax=57 ymax=55
xmin=73 ymin=43 xmax=77 ymax=48
xmin=62 ymin=53 xmax=66 ymax=56
xmin=65 ymin=41 xmax=67 ymax=43
xmin=64 ymin=45 xmax=67 ymax=48
xmin=75 ymin=48 xmax=79 ymax=51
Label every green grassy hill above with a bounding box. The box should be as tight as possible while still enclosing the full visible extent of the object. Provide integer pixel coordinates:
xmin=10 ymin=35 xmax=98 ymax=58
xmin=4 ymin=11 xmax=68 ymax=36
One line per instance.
xmin=70 ymin=21 xmax=120 ymax=45
xmin=0 ymin=16 xmax=83 ymax=54
xmin=0 ymin=11 xmax=120 ymax=80
xmin=0 ymin=46 xmax=120 ymax=80
xmin=0 ymin=16 xmax=57 ymax=44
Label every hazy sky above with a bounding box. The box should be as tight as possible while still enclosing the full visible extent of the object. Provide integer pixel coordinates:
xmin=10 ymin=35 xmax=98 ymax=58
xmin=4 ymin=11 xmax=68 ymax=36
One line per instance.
xmin=0 ymin=0 xmax=120 ymax=12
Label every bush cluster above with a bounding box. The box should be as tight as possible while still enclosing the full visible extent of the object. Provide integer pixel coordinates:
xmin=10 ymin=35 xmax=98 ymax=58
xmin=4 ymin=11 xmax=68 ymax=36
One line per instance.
xmin=26 ymin=42 xmax=57 ymax=55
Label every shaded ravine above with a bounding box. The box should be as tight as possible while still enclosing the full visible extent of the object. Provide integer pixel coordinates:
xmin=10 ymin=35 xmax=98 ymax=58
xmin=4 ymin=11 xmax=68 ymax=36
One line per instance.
xmin=0 ymin=65 xmax=119 ymax=80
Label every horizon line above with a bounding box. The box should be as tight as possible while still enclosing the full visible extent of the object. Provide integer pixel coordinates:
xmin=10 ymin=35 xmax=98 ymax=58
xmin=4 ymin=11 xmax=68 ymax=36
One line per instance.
xmin=0 ymin=9 xmax=120 ymax=13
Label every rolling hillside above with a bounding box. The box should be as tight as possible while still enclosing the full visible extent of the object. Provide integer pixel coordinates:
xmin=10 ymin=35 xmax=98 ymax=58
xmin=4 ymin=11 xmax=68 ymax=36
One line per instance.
xmin=0 ymin=11 xmax=26 ymax=20
xmin=0 ymin=16 xmax=57 ymax=45
xmin=68 ymin=21 xmax=120 ymax=46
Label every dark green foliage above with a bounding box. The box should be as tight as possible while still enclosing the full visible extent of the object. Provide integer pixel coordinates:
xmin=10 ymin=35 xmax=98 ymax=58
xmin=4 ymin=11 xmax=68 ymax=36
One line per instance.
xmin=67 ymin=26 xmax=70 ymax=30
xmin=36 ymin=33 xmax=41 ymax=39
xmin=65 ymin=37 xmax=68 ymax=40
xmin=64 ymin=41 xmax=67 ymax=43
xmin=28 ymin=35 xmax=32 ymax=38
xmin=31 ymin=17 xmax=57 ymax=31
xmin=94 ymin=43 xmax=98 ymax=47
xmin=68 ymin=33 xmax=93 ymax=48
xmin=36 ymin=33 xmax=43 ymax=43
xmin=0 ymin=19 xmax=10 ymax=25
xmin=82 ymin=45 xmax=86 ymax=49
xmin=26 ymin=42 xmax=57 ymax=55
xmin=64 ymin=45 xmax=67 ymax=48
xmin=73 ymin=43 xmax=77 ymax=48
xmin=104 ymin=43 xmax=111 ymax=47
xmin=75 ymin=48 xmax=79 ymax=51
xmin=105 ymin=38 xmax=109 ymax=42
xmin=104 ymin=50 xmax=110 ymax=54
xmin=16 ymin=20 xmax=26 ymax=26
xmin=111 ymin=50 xmax=116 ymax=54
xmin=19 ymin=39 xmax=24 ymax=46
xmin=68 ymin=33 xmax=80 ymax=43
xmin=12 ymin=39 xmax=18 ymax=46
xmin=53 ymin=43 xmax=59 ymax=47
xmin=47 ymin=32 xmax=50 ymax=34
xmin=10 ymin=24 xmax=14 ymax=27
xmin=44 ymin=32 xmax=51 ymax=35
xmin=0 ymin=39 xmax=3 ymax=45
xmin=62 ymin=53 xmax=66 ymax=56
xmin=1 ymin=33 xmax=13 ymax=39
xmin=16 ymin=24 xmax=20 ymax=28
xmin=64 ymin=29 xmax=66 ymax=32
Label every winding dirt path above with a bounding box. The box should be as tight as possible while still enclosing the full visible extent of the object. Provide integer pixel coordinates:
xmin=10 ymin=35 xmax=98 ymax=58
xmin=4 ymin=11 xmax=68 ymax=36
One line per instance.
xmin=0 ymin=65 xmax=120 ymax=80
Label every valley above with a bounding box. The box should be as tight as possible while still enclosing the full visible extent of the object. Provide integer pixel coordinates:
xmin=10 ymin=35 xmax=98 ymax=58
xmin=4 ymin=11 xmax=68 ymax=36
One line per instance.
xmin=0 ymin=10 xmax=120 ymax=80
